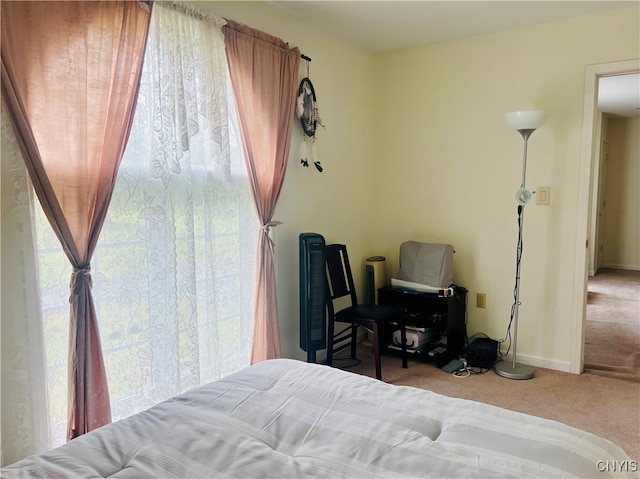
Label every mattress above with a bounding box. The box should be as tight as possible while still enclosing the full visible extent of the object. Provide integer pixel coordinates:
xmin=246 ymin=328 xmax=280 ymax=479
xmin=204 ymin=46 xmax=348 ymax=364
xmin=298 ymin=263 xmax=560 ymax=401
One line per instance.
xmin=2 ymin=359 xmax=635 ymax=478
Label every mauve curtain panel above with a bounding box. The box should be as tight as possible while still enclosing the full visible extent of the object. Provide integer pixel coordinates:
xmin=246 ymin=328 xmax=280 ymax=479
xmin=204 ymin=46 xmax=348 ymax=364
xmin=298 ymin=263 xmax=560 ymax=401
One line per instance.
xmin=222 ymin=20 xmax=300 ymax=364
xmin=1 ymin=1 xmax=151 ymax=439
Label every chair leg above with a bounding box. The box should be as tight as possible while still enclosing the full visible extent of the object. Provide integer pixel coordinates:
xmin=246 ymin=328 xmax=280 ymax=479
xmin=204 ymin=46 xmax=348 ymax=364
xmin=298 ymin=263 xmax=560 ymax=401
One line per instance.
xmin=372 ymin=324 xmax=382 ymax=381
xmin=350 ymin=324 xmax=357 ymax=359
xmin=327 ymin=316 xmax=335 ymax=367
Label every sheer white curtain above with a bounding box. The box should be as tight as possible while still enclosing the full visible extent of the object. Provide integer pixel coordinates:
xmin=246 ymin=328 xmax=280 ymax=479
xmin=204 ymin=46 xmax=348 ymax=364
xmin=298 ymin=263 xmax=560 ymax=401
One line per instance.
xmin=1 ymin=101 xmax=49 ymax=465
xmin=95 ymin=2 xmax=257 ymax=421
xmin=29 ymin=2 xmax=258 ymax=448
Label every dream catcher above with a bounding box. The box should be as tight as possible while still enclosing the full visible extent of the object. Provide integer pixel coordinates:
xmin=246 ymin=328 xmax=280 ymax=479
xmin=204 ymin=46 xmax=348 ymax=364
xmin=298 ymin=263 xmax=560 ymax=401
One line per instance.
xmin=296 ymin=54 xmax=325 ymax=172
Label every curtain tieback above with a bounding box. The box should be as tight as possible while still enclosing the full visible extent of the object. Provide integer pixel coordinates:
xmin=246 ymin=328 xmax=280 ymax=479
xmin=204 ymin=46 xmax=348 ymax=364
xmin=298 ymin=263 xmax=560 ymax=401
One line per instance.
xmin=261 ymin=220 xmax=282 ymax=234
xmin=70 ymin=265 xmax=93 ymax=301
xmin=261 ymin=221 xmax=282 ymax=253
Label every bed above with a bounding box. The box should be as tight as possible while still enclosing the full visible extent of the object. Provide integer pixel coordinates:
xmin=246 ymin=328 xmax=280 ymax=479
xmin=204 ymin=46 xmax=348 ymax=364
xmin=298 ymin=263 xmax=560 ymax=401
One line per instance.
xmin=2 ymin=358 xmax=635 ymax=478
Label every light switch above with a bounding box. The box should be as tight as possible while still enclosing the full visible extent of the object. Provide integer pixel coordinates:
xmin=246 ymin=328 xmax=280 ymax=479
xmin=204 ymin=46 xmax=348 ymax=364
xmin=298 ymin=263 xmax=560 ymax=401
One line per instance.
xmin=537 ymin=186 xmax=550 ymax=205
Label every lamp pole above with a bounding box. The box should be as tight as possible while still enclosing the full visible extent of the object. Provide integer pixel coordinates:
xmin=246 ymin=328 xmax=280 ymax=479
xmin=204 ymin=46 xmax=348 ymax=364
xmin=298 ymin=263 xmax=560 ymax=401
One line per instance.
xmin=495 ymin=111 xmax=546 ymax=380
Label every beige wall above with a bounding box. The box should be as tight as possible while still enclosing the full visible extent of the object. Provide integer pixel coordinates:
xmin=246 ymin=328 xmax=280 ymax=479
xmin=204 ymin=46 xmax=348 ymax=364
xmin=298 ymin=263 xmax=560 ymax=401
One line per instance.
xmin=371 ymin=7 xmax=639 ymax=370
xmin=205 ymin=2 xmax=639 ymax=368
xmin=602 ymin=116 xmax=640 ymax=270
xmin=590 ymin=112 xmax=609 ymax=275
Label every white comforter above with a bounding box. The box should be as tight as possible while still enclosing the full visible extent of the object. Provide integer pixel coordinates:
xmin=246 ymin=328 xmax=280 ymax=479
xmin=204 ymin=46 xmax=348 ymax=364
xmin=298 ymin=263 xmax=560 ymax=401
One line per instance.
xmin=2 ymin=359 xmax=636 ymax=478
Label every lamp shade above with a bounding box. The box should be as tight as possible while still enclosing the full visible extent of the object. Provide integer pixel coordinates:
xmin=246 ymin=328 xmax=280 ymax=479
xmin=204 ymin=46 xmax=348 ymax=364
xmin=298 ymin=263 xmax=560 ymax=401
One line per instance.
xmin=505 ymin=110 xmax=547 ymax=130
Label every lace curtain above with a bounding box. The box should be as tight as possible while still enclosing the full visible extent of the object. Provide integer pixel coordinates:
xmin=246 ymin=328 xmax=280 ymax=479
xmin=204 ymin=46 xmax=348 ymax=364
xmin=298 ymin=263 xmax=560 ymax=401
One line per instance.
xmin=1 ymin=101 xmax=49 ymax=466
xmin=97 ymin=1 xmax=257 ymax=419
xmin=29 ymin=2 xmax=257 ymax=448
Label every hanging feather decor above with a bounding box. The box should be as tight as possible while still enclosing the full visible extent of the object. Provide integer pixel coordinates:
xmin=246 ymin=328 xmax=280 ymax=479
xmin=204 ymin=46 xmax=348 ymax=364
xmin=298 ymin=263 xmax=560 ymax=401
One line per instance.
xmin=296 ymin=55 xmax=325 ymax=172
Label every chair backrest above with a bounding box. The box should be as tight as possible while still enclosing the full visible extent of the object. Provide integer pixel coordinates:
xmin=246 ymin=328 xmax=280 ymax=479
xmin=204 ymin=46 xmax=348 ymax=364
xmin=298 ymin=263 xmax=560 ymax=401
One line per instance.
xmin=325 ymin=244 xmax=358 ymax=308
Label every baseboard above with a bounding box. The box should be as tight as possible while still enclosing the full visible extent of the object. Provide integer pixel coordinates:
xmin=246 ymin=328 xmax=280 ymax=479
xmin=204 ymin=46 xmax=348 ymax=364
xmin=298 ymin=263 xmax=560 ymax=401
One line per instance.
xmin=313 ymin=350 xmax=328 ymax=364
xmin=312 ymin=339 xmax=573 ymax=374
xmin=499 ymin=351 xmax=572 ymax=374
xmin=600 ymin=263 xmax=640 ymax=272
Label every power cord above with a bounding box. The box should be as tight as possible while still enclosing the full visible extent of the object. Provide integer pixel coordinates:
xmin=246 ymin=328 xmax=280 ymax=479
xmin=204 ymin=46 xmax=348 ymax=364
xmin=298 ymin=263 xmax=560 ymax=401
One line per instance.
xmin=498 ymin=204 xmax=525 ymax=361
xmin=452 ymin=358 xmax=470 ymax=378
xmin=330 ymin=357 xmax=361 ymax=369
xmin=449 ymin=357 xmax=497 ymax=377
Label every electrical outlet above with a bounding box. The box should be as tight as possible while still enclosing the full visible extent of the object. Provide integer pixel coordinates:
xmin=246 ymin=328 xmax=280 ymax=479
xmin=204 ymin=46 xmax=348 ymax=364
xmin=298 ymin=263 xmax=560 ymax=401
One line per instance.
xmin=476 ymin=293 xmax=487 ymax=308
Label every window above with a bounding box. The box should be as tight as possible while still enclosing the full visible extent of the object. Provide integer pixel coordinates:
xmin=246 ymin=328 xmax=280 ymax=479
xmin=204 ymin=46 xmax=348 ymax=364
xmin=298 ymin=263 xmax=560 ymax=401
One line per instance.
xmin=34 ymin=4 xmax=258 ymax=447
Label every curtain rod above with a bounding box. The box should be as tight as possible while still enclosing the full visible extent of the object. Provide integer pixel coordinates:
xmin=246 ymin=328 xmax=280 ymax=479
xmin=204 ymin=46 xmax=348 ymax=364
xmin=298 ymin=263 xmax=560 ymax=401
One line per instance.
xmin=301 ymin=54 xmax=311 ymax=62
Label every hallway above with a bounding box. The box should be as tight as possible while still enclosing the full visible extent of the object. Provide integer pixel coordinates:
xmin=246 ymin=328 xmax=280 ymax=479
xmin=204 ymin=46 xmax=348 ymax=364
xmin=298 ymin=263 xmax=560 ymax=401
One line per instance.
xmin=584 ymin=269 xmax=640 ymax=381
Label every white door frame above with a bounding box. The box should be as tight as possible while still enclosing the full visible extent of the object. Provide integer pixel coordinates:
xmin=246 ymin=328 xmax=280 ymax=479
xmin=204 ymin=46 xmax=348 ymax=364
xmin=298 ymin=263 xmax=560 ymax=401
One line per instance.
xmin=570 ymin=58 xmax=640 ymax=374
xmin=593 ymin=139 xmax=608 ymax=274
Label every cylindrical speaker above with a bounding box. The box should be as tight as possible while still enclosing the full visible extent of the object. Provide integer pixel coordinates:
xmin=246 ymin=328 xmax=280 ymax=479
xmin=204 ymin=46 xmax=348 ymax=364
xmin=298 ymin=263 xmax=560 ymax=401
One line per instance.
xmin=365 ymin=256 xmax=386 ymax=305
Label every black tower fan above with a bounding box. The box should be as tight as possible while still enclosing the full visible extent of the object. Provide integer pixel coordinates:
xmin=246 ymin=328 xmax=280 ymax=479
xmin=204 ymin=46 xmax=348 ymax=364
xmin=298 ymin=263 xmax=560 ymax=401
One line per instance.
xmin=299 ymin=233 xmax=326 ymax=362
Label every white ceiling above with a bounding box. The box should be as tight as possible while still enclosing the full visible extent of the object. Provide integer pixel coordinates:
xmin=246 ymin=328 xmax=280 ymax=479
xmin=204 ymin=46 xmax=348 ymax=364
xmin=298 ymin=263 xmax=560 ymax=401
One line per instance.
xmin=599 ymin=74 xmax=640 ymax=118
xmin=270 ymin=1 xmax=640 ymax=117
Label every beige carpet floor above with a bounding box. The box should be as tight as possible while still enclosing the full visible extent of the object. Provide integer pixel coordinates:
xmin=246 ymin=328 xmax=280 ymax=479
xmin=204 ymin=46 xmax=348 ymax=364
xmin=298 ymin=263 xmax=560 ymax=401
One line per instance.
xmin=584 ymin=269 xmax=640 ymax=381
xmin=333 ymin=342 xmax=640 ymax=461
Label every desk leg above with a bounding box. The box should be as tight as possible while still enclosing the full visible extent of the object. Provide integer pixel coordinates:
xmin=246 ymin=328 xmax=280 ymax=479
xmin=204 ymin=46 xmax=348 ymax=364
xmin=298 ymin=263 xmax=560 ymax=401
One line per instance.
xmin=400 ymin=323 xmax=408 ymax=369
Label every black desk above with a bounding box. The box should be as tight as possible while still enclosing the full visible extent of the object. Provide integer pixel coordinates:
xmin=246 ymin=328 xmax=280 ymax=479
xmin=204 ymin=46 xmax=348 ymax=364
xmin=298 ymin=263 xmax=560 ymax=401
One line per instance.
xmin=377 ymin=286 xmax=467 ymax=367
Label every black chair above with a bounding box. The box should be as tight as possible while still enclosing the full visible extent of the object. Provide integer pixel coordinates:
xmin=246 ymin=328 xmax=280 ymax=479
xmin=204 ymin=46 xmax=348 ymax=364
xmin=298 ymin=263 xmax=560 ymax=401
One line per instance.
xmin=325 ymin=243 xmax=408 ymax=381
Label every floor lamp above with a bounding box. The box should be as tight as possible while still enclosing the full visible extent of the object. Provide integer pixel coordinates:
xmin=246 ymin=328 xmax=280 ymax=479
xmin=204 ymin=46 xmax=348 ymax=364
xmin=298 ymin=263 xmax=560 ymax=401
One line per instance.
xmin=495 ymin=110 xmax=547 ymax=380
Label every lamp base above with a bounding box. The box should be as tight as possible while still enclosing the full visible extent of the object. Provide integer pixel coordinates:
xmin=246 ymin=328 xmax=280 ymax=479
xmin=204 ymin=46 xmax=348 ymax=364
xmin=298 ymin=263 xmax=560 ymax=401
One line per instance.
xmin=494 ymin=360 xmax=534 ymax=380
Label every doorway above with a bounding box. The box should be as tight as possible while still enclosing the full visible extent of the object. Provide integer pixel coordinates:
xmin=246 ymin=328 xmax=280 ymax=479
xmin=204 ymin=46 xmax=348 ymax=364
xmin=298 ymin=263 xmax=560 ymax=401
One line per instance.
xmin=585 ymin=87 xmax=640 ymax=380
xmin=571 ymin=59 xmax=640 ymax=374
